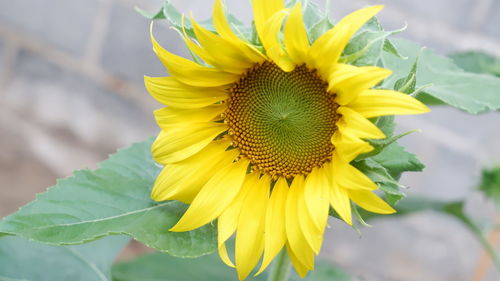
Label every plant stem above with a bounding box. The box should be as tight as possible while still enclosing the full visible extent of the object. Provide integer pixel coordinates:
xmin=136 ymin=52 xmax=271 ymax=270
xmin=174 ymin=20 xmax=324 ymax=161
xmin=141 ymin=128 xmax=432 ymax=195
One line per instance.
xmin=267 ymin=249 xmax=292 ymax=281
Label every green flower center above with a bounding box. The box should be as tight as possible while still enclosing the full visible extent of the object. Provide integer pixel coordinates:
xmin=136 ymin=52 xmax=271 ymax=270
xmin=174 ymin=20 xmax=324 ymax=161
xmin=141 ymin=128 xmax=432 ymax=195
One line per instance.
xmin=225 ymin=62 xmax=339 ymax=178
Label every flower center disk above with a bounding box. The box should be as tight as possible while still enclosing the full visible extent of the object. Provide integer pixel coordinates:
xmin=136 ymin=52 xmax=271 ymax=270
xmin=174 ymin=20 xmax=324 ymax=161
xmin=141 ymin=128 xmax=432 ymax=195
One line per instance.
xmin=225 ymin=62 xmax=340 ymax=178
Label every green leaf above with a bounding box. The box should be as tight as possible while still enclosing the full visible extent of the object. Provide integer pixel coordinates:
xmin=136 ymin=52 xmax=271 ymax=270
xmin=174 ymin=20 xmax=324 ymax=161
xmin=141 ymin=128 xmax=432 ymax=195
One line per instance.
xmin=302 ymin=0 xmax=326 ymax=31
xmin=112 ymin=251 xmax=265 ymax=281
xmin=303 ymin=260 xmax=351 ymax=281
xmin=450 ymin=51 xmax=500 ymax=77
xmin=308 ymin=16 xmax=333 ymax=43
xmin=383 ymin=39 xmax=406 ymax=59
xmin=285 ymin=0 xmax=300 ymax=8
xmin=478 ymin=166 xmax=500 ymax=206
xmin=372 ymin=143 xmax=425 ymax=180
xmin=394 ymin=54 xmax=418 ymax=94
xmin=342 ymin=29 xmax=387 ymax=66
xmin=353 ymin=159 xmax=405 ymax=204
xmin=374 ymin=115 xmax=396 ymax=136
xmin=382 ymin=39 xmax=500 ymax=114
xmin=112 ymin=251 xmax=350 ymax=281
xmin=0 ymin=235 xmax=129 ymax=281
xmin=135 ymin=7 xmax=166 ymax=20
xmin=0 ymin=139 xmax=217 ymax=258
xmin=358 ymin=129 xmax=418 ymax=160
xmin=162 ymin=0 xmax=215 ymax=38
xmin=341 ymin=18 xmax=404 ymax=66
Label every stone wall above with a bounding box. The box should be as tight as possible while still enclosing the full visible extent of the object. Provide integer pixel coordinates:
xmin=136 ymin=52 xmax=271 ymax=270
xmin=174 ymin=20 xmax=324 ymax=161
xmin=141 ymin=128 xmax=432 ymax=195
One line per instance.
xmin=0 ymin=0 xmax=499 ymax=280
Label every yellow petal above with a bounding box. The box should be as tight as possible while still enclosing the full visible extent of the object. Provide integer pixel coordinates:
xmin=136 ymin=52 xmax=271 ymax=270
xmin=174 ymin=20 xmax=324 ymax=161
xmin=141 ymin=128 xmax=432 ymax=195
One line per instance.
xmin=236 ymin=174 xmax=270 ymax=280
xmin=296 ymin=184 xmax=323 ymax=254
xmin=328 ymin=165 xmax=352 ymax=225
xmin=347 ymin=89 xmax=430 ymax=118
xmin=262 ymin=10 xmax=294 ymax=72
xmin=256 ymin=177 xmax=289 ymax=275
xmin=218 ymin=242 xmax=235 ymax=268
xmin=144 ymin=76 xmax=228 ymax=109
xmin=286 ymin=243 xmax=310 ymax=278
xmin=329 ymin=65 xmax=393 ymax=105
xmin=217 ymin=173 xmax=260 ymax=268
xmin=213 ymin=0 xmax=266 ymax=63
xmin=285 ymin=175 xmax=315 ymax=269
xmin=333 ymin=161 xmax=378 ymax=191
xmin=152 ymin=122 xmax=227 ymax=164
xmin=347 ymin=189 xmax=396 ymax=214
xmin=170 ymin=159 xmax=249 ymax=231
xmin=151 ymin=24 xmax=238 ymax=87
xmin=284 ymin=2 xmax=309 ymax=64
xmin=336 ymin=106 xmax=385 ymax=140
xmin=301 ymin=167 xmax=330 ymax=253
xmin=190 ymin=16 xmax=255 ymax=73
xmin=332 ymin=131 xmax=374 ymax=163
xmin=213 ymin=0 xmax=242 ymax=42
xmin=303 ymin=167 xmax=330 ymax=232
xmin=218 ymin=173 xmax=259 ymax=243
xmin=253 ymin=0 xmax=285 ymax=46
xmin=178 ymin=16 xmax=240 ymax=74
xmin=308 ymin=6 xmax=384 ymax=78
xmin=151 ymin=139 xmax=236 ymax=203
xmin=154 ymin=105 xmax=225 ymax=129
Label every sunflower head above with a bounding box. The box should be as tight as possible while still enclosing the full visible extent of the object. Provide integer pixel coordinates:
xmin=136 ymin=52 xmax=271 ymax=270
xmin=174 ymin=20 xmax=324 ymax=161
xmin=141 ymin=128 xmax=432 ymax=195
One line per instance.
xmin=145 ymin=0 xmax=429 ymax=279
xmin=226 ymin=62 xmax=339 ymax=178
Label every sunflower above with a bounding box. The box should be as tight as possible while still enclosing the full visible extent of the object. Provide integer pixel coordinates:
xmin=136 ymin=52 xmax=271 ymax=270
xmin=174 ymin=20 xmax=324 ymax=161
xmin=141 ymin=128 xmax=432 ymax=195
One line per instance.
xmin=146 ymin=0 xmax=429 ymax=279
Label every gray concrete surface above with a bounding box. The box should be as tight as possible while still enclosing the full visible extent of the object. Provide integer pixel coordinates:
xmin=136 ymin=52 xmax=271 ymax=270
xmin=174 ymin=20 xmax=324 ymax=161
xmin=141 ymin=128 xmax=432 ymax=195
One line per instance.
xmin=0 ymin=0 xmax=499 ymax=280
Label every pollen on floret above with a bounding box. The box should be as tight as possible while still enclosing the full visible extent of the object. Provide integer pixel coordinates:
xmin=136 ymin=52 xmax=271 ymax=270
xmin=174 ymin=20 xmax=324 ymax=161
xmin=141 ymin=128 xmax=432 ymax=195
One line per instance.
xmin=225 ymin=62 xmax=340 ymax=178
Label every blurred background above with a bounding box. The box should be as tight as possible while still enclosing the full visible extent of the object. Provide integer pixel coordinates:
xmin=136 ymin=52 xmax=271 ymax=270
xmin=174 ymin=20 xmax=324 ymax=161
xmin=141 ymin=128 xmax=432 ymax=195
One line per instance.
xmin=0 ymin=0 xmax=499 ymax=280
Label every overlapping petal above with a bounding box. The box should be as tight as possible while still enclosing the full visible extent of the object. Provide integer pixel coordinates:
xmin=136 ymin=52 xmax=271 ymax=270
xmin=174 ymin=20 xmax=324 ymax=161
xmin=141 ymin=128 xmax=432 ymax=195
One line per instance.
xmin=348 ymin=189 xmax=396 ymax=214
xmin=252 ymin=0 xmax=285 ymax=44
xmin=151 ymin=24 xmax=239 ymax=87
xmin=154 ymin=105 xmax=225 ymax=129
xmin=170 ymin=159 xmax=250 ymax=231
xmin=218 ymin=173 xmax=259 ymax=267
xmin=261 ymin=10 xmax=294 ymax=71
xmin=235 ymin=175 xmax=270 ymax=280
xmin=308 ymin=5 xmax=384 ymax=78
xmin=213 ymin=0 xmax=266 ymax=63
xmin=144 ymin=76 xmax=228 ymax=109
xmin=284 ymin=2 xmax=310 ymax=65
xmin=257 ymin=177 xmax=288 ymax=274
xmin=152 ymin=122 xmax=227 ymax=164
xmin=336 ymin=106 xmax=386 ymax=140
xmin=151 ymin=139 xmax=237 ymax=203
xmin=285 ymin=176 xmax=315 ymax=270
xmin=328 ymin=65 xmax=393 ymax=105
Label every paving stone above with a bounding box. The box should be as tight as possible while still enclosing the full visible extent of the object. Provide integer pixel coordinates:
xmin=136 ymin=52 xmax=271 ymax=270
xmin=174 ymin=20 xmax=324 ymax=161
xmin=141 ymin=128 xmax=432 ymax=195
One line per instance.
xmin=0 ymin=0 xmax=98 ymax=56
xmin=401 ymin=107 xmax=500 ymax=162
xmin=0 ymin=117 xmax=58 ymax=217
xmin=483 ymin=0 xmax=500 ymax=38
xmin=395 ymin=107 xmax=500 ymax=200
xmin=101 ymin=2 xmax=185 ymax=85
xmin=4 ymin=49 xmax=157 ymax=176
xmin=0 ymin=40 xmax=4 ymax=75
xmin=322 ymin=211 xmax=491 ymax=281
xmin=405 ymin=143 xmax=479 ymax=200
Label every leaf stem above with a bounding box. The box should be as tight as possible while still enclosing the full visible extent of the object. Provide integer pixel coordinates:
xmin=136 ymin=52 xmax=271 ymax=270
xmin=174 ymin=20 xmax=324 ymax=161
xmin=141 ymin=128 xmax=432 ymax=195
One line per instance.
xmin=267 ymin=249 xmax=292 ymax=281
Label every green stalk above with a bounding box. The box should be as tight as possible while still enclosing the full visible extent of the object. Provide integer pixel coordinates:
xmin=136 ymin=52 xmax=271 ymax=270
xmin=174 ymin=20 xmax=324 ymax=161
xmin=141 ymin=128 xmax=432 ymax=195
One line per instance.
xmin=267 ymin=249 xmax=292 ymax=281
